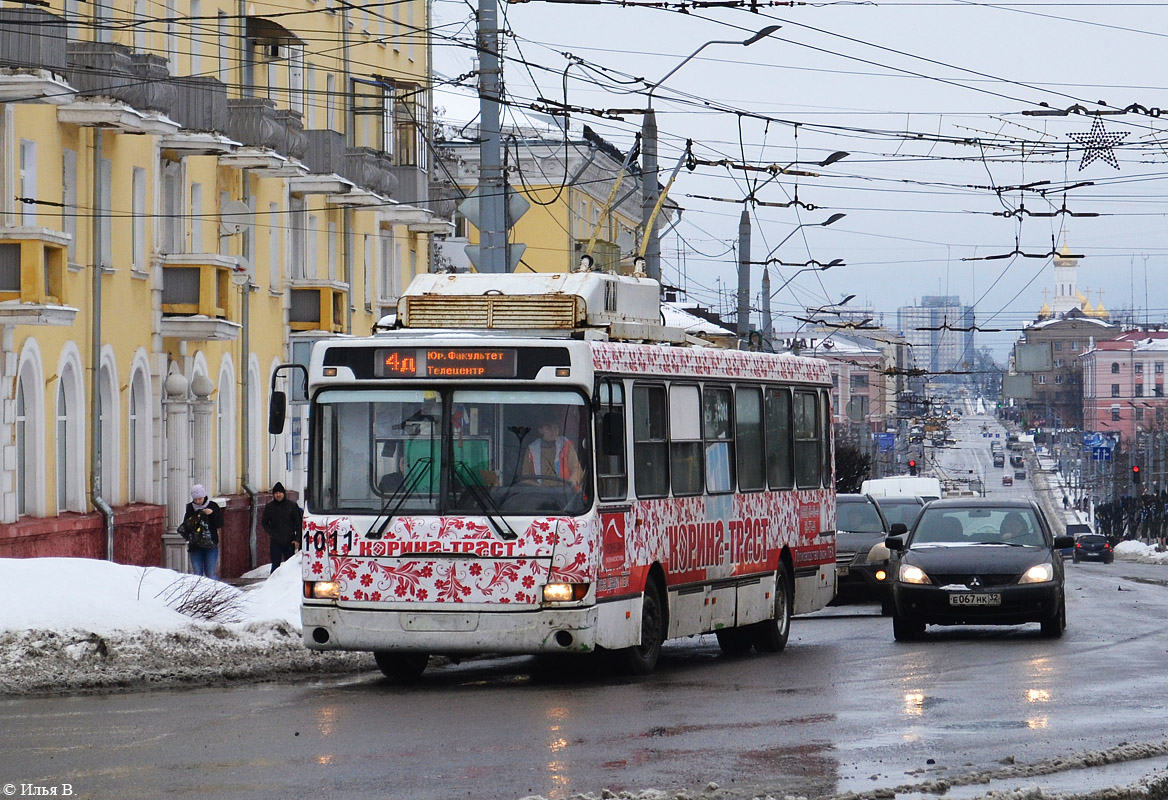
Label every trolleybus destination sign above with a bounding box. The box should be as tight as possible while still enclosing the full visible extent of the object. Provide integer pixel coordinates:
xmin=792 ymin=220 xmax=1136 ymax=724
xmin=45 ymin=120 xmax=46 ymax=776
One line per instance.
xmin=375 ymin=348 xmax=519 ymax=378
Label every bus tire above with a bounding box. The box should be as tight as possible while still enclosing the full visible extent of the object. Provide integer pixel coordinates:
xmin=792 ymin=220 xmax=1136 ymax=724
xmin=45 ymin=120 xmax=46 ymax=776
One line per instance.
xmin=752 ymin=566 xmax=792 ymax=653
xmin=373 ymin=651 xmax=430 ymax=682
xmin=618 ymin=578 xmax=665 ymax=675
xmin=715 ymin=627 xmax=753 ymax=656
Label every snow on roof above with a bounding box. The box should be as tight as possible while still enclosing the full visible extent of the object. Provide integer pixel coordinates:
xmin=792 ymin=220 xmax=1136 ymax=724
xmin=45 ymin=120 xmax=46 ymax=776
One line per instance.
xmin=660 ymin=302 xmax=734 ymax=336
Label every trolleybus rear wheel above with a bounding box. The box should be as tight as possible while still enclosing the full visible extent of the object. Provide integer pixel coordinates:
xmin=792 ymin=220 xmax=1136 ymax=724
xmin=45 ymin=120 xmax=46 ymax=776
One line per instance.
xmin=751 ymin=566 xmax=792 ymax=653
xmin=373 ymin=651 xmax=430 ymax=681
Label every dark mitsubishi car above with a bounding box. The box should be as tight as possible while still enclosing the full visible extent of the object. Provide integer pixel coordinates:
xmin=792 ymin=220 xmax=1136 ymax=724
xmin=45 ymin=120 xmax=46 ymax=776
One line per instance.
xmin=885 ymin=498 xmax=1072 ymax=641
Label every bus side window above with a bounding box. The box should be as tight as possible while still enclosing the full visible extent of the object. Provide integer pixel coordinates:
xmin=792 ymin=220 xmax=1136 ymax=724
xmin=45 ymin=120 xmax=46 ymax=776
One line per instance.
xmin=633 ymin=384 xmax=669 ymax=498
xmin=821 ymin=390 xmax=833 ymax=488
xmin=670 ymin=385 xmax=703 ymax=496
xmin=703 ymin=385 xmax=734 ymax=494
xmin=794 ymin=390 xmax=821 ymax=489
xmin=765 ymin=388 xmax=793 ymax=489
xmin=596 ymin=379 xmax=628 ymax=501
xmin=736 ymin=386 xmax=765 ymax=491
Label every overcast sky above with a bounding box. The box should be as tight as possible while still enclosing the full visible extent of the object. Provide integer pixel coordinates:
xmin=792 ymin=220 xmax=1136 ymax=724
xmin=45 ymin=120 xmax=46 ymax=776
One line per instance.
xmin=430 ymin=1 xmax=1168 ymax=359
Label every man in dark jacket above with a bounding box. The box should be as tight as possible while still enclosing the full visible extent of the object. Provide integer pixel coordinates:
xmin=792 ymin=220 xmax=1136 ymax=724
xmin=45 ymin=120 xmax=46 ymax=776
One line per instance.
xmin=261 ymin=482 xmax=303 ymax=573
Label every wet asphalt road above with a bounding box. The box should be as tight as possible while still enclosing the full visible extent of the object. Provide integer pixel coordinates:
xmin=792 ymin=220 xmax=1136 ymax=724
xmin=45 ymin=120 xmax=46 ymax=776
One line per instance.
xmin=3 ymin=557 xmax=1168 ymax=800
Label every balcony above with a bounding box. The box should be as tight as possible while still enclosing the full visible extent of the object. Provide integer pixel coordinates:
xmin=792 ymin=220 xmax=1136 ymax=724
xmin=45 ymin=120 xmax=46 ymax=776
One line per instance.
xmin=218 ymin=98 xmax=307 ymax=176
xmin=160 ymin=77 xmax=236 ymax=155
xmin=343 ymin=148 xmax=397 ymax=197
xmin=58 ymin=42 xmax=179 ymax=135
xmin=389 ymin=164 xmax=428 ymax=206
xmin=289 ymin=281 xmax=346 ymax=333
xmin=0 ymin=8 xmax=74 ymax=104
xmin=289 ymin=129 xmax=354 ymax=195
xmin=158 ymin=254 xmax=242 ymax=341
xmin=0 ymin=228 xmax=77 ymax=326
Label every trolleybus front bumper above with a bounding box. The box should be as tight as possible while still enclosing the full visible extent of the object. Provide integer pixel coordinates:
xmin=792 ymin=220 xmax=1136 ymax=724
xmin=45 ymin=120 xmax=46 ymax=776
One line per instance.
xmin=302 ymin=603 xmax=599 ymax=654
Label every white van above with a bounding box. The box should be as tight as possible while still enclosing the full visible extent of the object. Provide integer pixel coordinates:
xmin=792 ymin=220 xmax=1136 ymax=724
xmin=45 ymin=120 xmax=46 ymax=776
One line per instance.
xmin=860 ymin=475 xmax=943 ymax=502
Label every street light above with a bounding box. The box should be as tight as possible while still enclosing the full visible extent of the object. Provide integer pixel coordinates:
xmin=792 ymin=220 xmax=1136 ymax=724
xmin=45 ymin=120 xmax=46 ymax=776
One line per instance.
xmin=642 ymin=25 xmax=780 ymax=281
xmin=754 ymin=213 xmax=846 ymax=337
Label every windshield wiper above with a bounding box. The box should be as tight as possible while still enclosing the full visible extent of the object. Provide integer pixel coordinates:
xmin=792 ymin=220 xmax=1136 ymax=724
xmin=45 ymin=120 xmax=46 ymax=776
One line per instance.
xmin=452 ymin=461 xmax=518 ymax=541
xmin=366 ymin=458 xmax=432 ymax=540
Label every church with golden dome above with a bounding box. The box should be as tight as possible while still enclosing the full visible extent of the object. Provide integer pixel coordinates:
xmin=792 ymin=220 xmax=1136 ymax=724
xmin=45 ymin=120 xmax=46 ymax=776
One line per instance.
xmin=1036 ymin=241 xmax=1111 ymax=321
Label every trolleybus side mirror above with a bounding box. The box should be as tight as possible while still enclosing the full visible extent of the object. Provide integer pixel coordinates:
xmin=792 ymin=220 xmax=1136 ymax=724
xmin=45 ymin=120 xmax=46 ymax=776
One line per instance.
xmin=600 ymin=410 xmax=624 ymax=456
xmin=269 ymin=391 xmax=287 ymax=435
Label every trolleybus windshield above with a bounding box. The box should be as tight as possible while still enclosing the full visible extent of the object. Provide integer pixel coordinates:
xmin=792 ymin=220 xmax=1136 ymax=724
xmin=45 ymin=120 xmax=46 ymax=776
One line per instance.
xmin=312 ymin=388 xmax=592 ymax=517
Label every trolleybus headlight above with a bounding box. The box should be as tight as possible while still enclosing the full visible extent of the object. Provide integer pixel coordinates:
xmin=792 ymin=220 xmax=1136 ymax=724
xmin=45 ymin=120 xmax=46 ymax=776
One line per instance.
xmin=542 ymin=582 xmax=589 ymax=603
xmin=305 ymin=580 xmax=340 ymax=600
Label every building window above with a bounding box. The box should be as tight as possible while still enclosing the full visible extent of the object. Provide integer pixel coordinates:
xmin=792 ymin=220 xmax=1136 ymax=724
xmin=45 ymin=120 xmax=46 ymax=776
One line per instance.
xmin=16 ymin=377 xmax=29 ymax=516
xmin=1053 ymin=359 xmax=1063 ymax=368
xmin=1155 ymin=383 xmax=1164 ymax=398
xmin=1111 ymin=362 xmax=1120 ymax=374
xmin=56 ymin=384 xmax=69 ymax=511
xmin=850 ymin=374 xmax=869 ymax=390
xmin=132 ymin=167 xmax=146 ymax=270
xmin=1071 ymin=341 xmax=1080 ymax=351
xmin=1055 ymin=374 xmax=1063 ymax=385
xmin=1134 ymin=407 xmax=1144 ymax=421
xmin=217 ymin=12 xmax=229 ymax=83
xmin=1155 ymin=362 xmax=1164 ymax=374
xmin=55 ymin=151 xmax=77 ymax=266
xmin=19 ymin=140 xmax=37 ymax=225
xmin=1038 ymin=375 xmax=1046 ymax=385
xmin=1111 ymin=384 xmax=1120 ymax=397
xmin=1135 ymin=384 xmax=1144 ymax=397
xmin=1111 ymin=407 xmax=1121 ymax=421
xmin=1135 ymin=363 xmax=1143 ymax=374
xmin=1054 ymin=341 xmax=1062 ymax=352
xmin=289 ymin=196 xmax=306 ymax=280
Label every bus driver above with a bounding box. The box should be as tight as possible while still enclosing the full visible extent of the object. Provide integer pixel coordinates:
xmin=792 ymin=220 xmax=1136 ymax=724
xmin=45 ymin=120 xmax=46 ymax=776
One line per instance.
xmin=523 ymin=414 xmax=584 ymax=488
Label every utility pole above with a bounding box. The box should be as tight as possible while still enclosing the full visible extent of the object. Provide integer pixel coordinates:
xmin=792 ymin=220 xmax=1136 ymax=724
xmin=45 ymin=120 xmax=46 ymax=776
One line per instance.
xmin=640 ymin=109 xmax=660 ymax=280
xmin=476 ymin=0 xmax=506 ymax=273
xmin=737 ymin=206 xmax=751 ymax=339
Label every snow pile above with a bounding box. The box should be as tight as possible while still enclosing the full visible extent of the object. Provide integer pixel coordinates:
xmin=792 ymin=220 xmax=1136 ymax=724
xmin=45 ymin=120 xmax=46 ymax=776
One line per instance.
xmin=1115 ymin=540 xmax=1168 ymax=565
xmin=0 ymin=556 xmax=372 ymax=696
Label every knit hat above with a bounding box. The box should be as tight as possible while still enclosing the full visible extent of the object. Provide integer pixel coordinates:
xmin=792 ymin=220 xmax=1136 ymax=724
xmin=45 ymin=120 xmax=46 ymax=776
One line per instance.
xmin=272 ymin=482 xmax=286 ymax=494
xmin=191 ymin=484 xmax=207 ymax=499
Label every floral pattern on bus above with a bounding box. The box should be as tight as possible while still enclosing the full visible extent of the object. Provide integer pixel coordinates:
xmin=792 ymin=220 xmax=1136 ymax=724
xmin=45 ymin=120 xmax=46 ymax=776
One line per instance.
xmin=591 ymin=342 xmax=831 ymax=384
xmin=596 ymin=488 xmax=835 ymax=597
xmin=302 ymin=514 xmax=599 ymax=605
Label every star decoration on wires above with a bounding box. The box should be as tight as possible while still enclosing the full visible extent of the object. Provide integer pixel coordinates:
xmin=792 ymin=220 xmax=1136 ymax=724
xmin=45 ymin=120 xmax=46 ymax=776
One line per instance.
xmin=1068 ymin=117 xmax=1128 ymax=170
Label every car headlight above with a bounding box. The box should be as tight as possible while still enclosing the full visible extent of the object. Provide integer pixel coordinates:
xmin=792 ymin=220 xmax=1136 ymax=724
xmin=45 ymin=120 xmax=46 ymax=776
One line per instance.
xmin=305 ymin=580 xmax=340 ymax=600
xmin=1019 ymin=563 xmax=1054 ymax=584
xmin=899 ymin=564 xmax=931 ymax=585
xmin=542 ymin=582 xmax=589 ymax=603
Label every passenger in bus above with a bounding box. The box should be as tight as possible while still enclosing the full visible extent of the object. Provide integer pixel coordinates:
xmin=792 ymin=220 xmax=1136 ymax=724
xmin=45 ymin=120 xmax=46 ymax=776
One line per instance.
xmin=523 ymin=416 xmax=584 ymax=487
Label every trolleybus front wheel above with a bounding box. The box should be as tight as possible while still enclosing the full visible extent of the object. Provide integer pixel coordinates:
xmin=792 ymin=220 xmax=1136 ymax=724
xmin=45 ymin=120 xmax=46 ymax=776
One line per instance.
xmin=373 ymin=651 xmax=430 ymax=682
xmin=618 ymin=578 xmax=665 ymax=675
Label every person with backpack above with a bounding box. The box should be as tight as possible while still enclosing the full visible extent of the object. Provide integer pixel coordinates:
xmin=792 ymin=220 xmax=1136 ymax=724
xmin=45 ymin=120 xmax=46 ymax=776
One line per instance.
xmin=181 ymin=484 xmax=223 ymax=580
xmin=261 ymin=482 xmax=303 ymax=573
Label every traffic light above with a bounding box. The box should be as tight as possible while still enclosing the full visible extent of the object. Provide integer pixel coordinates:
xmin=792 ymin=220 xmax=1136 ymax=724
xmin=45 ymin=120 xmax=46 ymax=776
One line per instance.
xmin=908 ymin=459 xmax=918 ymax=476
xmin=1132 ymin=465 xmax=1142 ymax=484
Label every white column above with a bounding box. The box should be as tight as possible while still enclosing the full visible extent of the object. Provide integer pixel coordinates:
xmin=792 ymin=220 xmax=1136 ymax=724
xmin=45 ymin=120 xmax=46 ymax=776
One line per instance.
xmin=191 ymin=373 xmax=214 ymax=491
xmin=163 ymin=371 xmax=191 ymax=571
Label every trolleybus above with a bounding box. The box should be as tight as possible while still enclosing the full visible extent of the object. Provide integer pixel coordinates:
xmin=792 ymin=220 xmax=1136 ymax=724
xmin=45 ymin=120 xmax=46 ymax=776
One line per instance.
xmin=270 ymin=271 xmax=836 ymax=679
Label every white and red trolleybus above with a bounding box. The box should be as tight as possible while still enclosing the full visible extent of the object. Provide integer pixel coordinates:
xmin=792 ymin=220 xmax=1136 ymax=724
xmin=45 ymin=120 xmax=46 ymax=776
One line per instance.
xmin=269 ymin=271 xmax=836 ymax=679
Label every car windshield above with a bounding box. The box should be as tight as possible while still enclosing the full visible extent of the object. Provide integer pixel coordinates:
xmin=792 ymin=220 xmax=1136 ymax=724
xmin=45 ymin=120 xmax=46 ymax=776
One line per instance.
xmin=837 ymin=500 xmax=885 ymax=533
xmin=912 ymin=507 xmax=1045 ymax=547
xmin=877 ymin=500 xmax=924 ymax=528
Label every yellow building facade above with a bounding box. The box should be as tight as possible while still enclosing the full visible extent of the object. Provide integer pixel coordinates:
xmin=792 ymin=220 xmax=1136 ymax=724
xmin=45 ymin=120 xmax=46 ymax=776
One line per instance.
xmin=0 ymin=0 xmax=444 ymax=574
xmin=435 ymin=126 xmax=664 ymax=275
